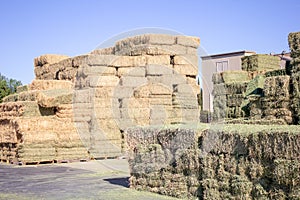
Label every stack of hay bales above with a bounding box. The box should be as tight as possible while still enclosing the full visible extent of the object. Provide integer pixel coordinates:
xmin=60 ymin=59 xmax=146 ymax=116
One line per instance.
xmin=126 ymin=125 xmax=300 ymax=199
xmin=199 ymin=125 xmax=300 ymax=199
xmin=240 ymin=54 xmax=281 ymax=121
xmin=241 ymin=54 xmax=280 ymax=72
xmin=73 ymin=34 xmax=201 ymax=158
xmin=1 ymin=34 xmax=201 ymax=162
xmin=242 ymin=75 xmax=265 ymax=120
xmin=212 ymin=52 xmax=286 ymax=122
xmin=126 ymin=126 xmax=205 ymax=199
xmin=289 ymin=31 xmax=300 ymax=124
xmin=0 ymin=78 xmax=88 ymax=164
xmin=212 ymin=71 xmax=250 ymax=120
xmin=213 ymin=53 xmax=282 ymax=122
xmin=34 ymin=54 xmax=75 ymax=81
xmin=260 ymin=75 xmax=292 ymax=124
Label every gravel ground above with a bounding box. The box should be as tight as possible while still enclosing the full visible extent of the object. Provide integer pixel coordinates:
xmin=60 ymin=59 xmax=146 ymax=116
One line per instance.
xmin=0 ymin=159 xmax=179 ymax=200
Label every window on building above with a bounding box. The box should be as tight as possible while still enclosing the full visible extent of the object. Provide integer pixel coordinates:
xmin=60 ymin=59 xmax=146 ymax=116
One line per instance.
xmin=216 ymin=61 xmax=228 ymax=72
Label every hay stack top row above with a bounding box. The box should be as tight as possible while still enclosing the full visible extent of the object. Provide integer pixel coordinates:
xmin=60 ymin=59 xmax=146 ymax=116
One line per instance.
xmin=241 ymin=54 xmax=280 ymax=72
xmin=33 ymin=34 xmax=200 ymax=83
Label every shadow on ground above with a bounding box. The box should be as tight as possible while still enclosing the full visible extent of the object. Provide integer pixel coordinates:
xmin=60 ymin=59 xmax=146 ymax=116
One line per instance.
xmin=103 ymin=177 xmax=130 ymax=188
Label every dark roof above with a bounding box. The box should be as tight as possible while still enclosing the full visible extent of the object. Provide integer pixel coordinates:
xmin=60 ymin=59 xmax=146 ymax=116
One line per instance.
xmin=201 ymin=50 xmax=256 ymax=59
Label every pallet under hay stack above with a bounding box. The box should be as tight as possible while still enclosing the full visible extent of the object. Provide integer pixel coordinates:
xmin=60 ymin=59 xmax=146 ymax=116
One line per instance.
xmin=0 ymin=34 xmax=201 ymax=163
xmin=289 ymin=31 xmax=300 ymax=124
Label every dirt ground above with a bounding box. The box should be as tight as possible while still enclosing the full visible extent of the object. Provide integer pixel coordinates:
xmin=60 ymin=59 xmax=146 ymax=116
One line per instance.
xmin=0 ymin=159 xmax=179 ymax=200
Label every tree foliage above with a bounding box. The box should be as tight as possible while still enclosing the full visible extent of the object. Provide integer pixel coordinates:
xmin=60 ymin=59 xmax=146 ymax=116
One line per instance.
xmin=0 ymin=73 xmax=22 ymax=103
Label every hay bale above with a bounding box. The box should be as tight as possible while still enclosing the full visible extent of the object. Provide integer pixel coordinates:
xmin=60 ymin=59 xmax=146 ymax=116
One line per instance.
xmin=265 ymin=69 xmax=287 ymax=77
xmin=288 ymin=31 xmax=300 ymax=59
xmin=213 ymin=82 xmax=248 ymax=96
xmin=90 ymin=47 xmax=115 ymax=55
xmin=227 ymin=94 xmax=244 ymax=107
xmin=213 ymin=95 xmax=227 ymax=120
xmin=18 ymin=144 xmax=56 ymax=163
xmin=230 ymin=175 xmax=253 ymax=198
xmin=125 ymin=127 xmax=200 ymax=198
xmin=241 ymin=56 xmax=249 ymax=71
xmin=0 ymin=101 xmax=40 ymax=118
xmin=212 ymin=73 xmax=224 ymax=84
xmin=290 ymin=72 xmax=300 ymax=124
xmin=226 ymin=106 xmax=244 ymax=118
xmin=245 ymin=75 xmax=265 ymax=97
xmin=34 ymin=54 xmax=70 ymax=67
xmin=2 ymin=94 xmax=18 ymax=102
xmin=0 ymin=119 xmax=19 ymax=144
xmin=225 ymin=82 xmax=248 ymax=94
xmin=261 ymin=75 xmax=292 ymax=124
xmin=248 ymin=95 xmax=263 ymax=119
xmin=261 ymin=99 xmax=290 ymax=109
xmin=29 ymin=80 xmax=73 ymax=91
xmin=263 ymin=76 xmax=290 ymax=99
xmin=213 ymin=84 xmax=227 ymax=96
xmin=222 ymin=71 xmax=250 ymax=83
xmin=37 ymin=89 xmax=73 ymax=108
xmin=241 ymin=54 xmax=280 ymax=71
xmin=18 ymin=91 xmax=39 ymax=101
xmin=213 ymin=80 xmax=249 ymax=120
xmin=16 ymin=85 xmax=28 ymax=93
xmin=273 ymin=159 xmax=300 ymax=188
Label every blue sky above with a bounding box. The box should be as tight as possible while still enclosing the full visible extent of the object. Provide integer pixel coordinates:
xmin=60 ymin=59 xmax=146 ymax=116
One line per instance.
xmin=0 ymin=0 xmax=299 ymax=84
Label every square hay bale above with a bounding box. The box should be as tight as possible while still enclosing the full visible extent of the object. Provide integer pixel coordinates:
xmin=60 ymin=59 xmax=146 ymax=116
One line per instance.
xmin=37 ymin=89 xmax=73 ymax=108
xmin=263 ymin=76 xmax=290 ymax=99
xmin=2 ymin=94 xmax=18 ymax=102
xmin=291 ymin=72 xmax=300 ymax=97
xmin=56 ymin=147 xmax=89 ymax=160
xmin=16 ymin=85 xmax=28 ymax=93
xmin=226 ymin=106 xmax=244 ymax=118
xmin=213 ymin=95 xmax=227 ymax=120
xmin=288 ymin=31 xmax=300 ymax=59
xmin=212 ymin=73 xmax=224 ymax=84
xmin=241 ymin=56 xmax=249 ymax=71
xmin=226 ymin=94 xmax=244 ymax=107
xmin=222 ymin=71 xmax=250 ymax=83
xmin=18 ymin=91 xmax=39 ymax=101
xmin=244 ymin=75 xmax=265 ymax=97
xmin=29 ymin=80 xmax=73 ymax=91
xmin=261 ymin=99 xmax=290 ymax=109
xmin=225 ymin=82 xmax=248 ymax=95
xmin=273 ymin=159 xmax=300 ymax=188
xmin=90 ymin=47 xmax=115 ymax=55
xmin=265 ymin=69 xmax=287 ymax=77
xmin=241 ymin=54 xmax=280 ymax=71
xmin=213 ymin=84 xmax=227 ymax=96
xmin=34 ymin=54 xmax=70 ymax=67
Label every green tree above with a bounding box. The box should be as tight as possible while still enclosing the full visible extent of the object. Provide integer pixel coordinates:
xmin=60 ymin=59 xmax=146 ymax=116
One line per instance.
xmin=0 ymin=73 xmax=22 ymax=103
xmin=8 ymin=78 xmax=22 ymax=93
